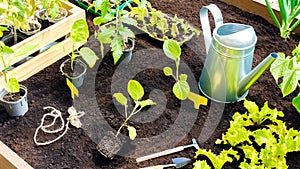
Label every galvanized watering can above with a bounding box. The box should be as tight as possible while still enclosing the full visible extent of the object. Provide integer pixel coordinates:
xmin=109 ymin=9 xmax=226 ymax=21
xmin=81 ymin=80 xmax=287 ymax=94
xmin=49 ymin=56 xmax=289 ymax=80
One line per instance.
xmin=198 ymin=4 xmax=277 ymax=103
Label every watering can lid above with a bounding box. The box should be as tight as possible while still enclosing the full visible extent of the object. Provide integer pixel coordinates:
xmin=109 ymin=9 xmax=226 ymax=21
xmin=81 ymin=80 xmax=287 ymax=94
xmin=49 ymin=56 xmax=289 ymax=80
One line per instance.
xmin=214 ymin=23 xmax=257 ymax=49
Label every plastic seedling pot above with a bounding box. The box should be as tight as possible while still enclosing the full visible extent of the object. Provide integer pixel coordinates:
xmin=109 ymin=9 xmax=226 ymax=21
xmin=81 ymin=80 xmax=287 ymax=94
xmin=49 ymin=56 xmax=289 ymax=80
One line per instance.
xmin=60 ymin=58 xmax=87 ymax=88
xmin=0 ymin=85 xmax=28 ymax=117
xmin=117 ymin=38 xmax=135 ymax=65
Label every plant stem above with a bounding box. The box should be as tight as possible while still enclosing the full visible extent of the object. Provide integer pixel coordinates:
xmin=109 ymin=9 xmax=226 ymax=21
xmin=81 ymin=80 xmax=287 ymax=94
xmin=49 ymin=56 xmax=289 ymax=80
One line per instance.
xmin=175 ymin=58 xmax=180 ymax=81
xmin=116 ymin=104 xmax=139 ymax=137
xmin=13 ymin=17 xmax=17 ymax=45
xmin=71 ymin=44 xmax=75 ymax=71
xmin=0 ymin=56 xmax=8 ymax=84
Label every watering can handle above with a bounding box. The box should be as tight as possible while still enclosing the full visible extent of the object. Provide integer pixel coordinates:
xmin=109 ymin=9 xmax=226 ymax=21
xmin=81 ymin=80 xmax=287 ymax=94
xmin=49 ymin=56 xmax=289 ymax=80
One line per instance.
xmin=200 ymin=4 xmax=223 ymax=54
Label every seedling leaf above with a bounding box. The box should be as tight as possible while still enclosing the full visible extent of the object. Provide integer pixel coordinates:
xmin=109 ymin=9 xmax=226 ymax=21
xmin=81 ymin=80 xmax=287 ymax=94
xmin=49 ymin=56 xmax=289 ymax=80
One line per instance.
xmin=5 ymin=77 xmax=20 ymax=93
xmin=172 ymin=80 xmax=190 ymax=100
xmin=163 ymin=67 xmax=173 ymax=76
xmin=163 ymin=39 xmax=181 ymax=61
xmin=79 ymin=47 xmax=99 ymax=68
xmin=137 ymin=99 xmax=156 ymax=108
xmin=180 ymin=74 xmax=188 ymax=81
xmin=71 ymin=19 xmax=89 ymax=44
xmin=127 ymin=126 xmax=137 ymax=140
xmin=128 ymin=80 xmax=144 ymax=101
xmin=113 ymin=93 xmax=128 ymax=106
xmin=292 ymin=92 xmax=300 ymax=112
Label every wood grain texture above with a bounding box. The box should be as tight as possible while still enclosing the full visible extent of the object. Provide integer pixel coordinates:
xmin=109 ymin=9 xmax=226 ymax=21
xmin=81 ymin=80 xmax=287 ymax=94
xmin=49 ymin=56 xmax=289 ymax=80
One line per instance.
xmin=0 ymin=141 xmax=33 ymax=169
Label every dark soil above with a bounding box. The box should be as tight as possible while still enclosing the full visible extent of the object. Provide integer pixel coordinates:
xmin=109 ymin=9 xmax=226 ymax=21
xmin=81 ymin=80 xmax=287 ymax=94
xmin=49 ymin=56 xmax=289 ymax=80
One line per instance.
xmin=2 ymin=89 xmax=25 ymax=102
xmin=62 ymin=59 xmax=86 ymax=77
xmin=1 ymin=0 xmax=300 ymax=169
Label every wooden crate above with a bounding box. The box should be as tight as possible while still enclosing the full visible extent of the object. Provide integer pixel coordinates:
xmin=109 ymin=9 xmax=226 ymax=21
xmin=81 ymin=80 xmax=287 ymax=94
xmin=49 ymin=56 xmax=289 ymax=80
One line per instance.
xmin=0 ymin=141 xmax=33 ymax=169
xmin=220 ymin=0 xmax=300 ymax=33
xmin=0 ymin=1 xmax=86 ymax=87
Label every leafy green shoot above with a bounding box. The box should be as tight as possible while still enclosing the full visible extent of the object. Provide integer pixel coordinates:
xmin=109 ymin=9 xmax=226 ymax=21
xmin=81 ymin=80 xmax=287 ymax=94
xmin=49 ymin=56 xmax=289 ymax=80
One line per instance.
xmin=270 ymin=42 xmax=300 ymax=112
xmin=265 ymin=0 xmax=300 ymax=38
xmin=162 ymin=39 xmax=207 ymax=108
xmin=213 ymin=99 xmax=300 ymax=168
xmin=193 ymin=148 xmax=239 ymax=169
xmin=0 ymin=41 xmax=37 ymax=99
xmin=113 ymin=80 xmax=156 ymax=140
xmin=93 ymin=0 xmax=135 ymax=64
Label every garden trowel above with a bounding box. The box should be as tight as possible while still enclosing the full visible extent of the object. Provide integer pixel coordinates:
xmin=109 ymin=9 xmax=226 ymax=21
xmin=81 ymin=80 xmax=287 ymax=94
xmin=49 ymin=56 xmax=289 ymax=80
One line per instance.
xmin=139 ymin=157 xmax=191 ymax=169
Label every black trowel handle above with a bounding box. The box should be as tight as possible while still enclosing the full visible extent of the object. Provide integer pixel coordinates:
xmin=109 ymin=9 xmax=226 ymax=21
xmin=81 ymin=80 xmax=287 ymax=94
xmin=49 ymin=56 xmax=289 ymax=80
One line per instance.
xmin=136 ymin=146 xmax=184 ymax=162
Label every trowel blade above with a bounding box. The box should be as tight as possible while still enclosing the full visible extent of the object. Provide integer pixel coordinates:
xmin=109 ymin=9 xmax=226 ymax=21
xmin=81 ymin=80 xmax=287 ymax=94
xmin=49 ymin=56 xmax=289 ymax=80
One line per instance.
xmin=172 ymin=157 xmax=191 ymax=168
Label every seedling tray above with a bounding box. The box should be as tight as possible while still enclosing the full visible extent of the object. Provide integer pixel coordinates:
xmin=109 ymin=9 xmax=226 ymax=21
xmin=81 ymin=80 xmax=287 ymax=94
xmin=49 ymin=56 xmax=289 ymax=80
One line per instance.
xmin=0 ymin=141 xmax=33 ymax=169
xmin=221 ymin=0 xmax=300 ymax=33
xmin=0 ymin=1 xmax=86 ymax=87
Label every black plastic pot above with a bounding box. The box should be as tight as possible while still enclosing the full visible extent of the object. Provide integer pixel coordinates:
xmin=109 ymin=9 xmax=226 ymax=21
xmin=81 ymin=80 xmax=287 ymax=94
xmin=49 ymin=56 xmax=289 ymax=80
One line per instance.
xmin=0 ymin=33 xmax=30 ymax=67
xmin=47 ymin=7 xmax=68 ymax=25
xmin=0 ymin=85 xmax=28 ymax=117
xmin=60 ymin=58 xmax=87 ymax=88
xmin=18 ymin=20 xmax=42 ymax=36
xmin=35 ymin=9 xmax=50 ymax=30
xmin=117 ymin=38 xmax=135 ymax=65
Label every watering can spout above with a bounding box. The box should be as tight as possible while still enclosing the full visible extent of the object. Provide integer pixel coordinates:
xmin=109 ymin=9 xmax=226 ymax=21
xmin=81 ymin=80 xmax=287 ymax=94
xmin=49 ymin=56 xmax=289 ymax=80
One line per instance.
xmin=238 ymin=53 xmax=278 ymax=97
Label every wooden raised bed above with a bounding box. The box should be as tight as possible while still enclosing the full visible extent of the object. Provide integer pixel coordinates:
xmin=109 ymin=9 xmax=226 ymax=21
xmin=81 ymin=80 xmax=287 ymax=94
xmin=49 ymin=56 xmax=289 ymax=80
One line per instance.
xmin=221 ymin=0 xmax=300 ymax=33
xmin=0 ymin=1 xmax=86 ymax=88
xmin=0 ymin=141 xmax=33 ymax=169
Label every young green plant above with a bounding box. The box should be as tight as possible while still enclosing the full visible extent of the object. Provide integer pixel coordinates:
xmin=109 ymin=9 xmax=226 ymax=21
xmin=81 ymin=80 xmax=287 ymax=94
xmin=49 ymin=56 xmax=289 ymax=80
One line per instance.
xmin=163 ymin=39 xmax=207 ymax=109
xmin=113 ymin=80 xmax=156 ymax=140
xmin=92 ymin=0 xmax=136 ymax=64
xmin=56 ymin=19 xmax=99 ymax=98
xmin=265 ymin=0 xmax=300 ymax=38
xmin=129 ymin=1 xmax=200 ymax=43
xmin=194 ymin=99 xmax=300 ymax=168
xmin=270 ymin=42 xmax=300 ymax=112
xmin=0 ymin=0 xmax=34 ymax=44
xmin=0 ymin=41 xmax=36 ymax=99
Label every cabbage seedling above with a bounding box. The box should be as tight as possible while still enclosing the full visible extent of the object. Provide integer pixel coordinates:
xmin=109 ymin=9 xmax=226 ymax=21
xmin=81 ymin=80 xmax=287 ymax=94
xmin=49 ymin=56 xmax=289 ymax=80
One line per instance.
xmin=113 ymin=80 xmax=156 ymax=140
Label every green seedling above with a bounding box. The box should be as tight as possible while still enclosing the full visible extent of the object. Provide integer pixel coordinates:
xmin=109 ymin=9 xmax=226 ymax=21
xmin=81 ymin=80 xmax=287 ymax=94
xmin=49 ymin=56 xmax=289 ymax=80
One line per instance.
xmin=129 ymin=1 xmax=200 ymax=43
xmin=92 ymin=0 xmax=136 ymax=64
xmin=0 ymin=41 xmax=36 ymax=99
xmin=162 ymin=39 xmax=207 ymax=109
xmin=0 ymin=0 xmax=33 ymax=44
xmin=265 ymin=0 xmax=300 ymax=38
xmin=113 ymin=80 xmax=156 ymax=140
xmin=39 ymin=0 xmax=67 ymax=20
xmin=270 ymin=42 xmax=300 ymax=113
xmin=214 ymin=99 xmax=300 ymax=168
xmin=193 ymin=148 xmax=239 ymax=169
xmin=54 ymin=19 xmax=99 ymax=99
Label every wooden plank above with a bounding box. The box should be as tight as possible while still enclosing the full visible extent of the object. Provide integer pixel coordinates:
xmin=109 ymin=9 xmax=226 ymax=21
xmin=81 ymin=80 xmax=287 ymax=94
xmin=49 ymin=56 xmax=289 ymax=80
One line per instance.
xmin=0 ymin=141 xmax=33 ymax=169
xmin=0 ymin=1 xmax=86 ymax=86
xmin=220 ymin=0 xmax=300 ymax=34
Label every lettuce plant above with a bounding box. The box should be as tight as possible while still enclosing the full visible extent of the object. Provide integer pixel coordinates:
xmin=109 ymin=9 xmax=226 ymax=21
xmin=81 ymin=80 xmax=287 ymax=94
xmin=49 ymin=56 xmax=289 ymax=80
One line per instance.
xmin=265 ymin=0 xmax=300 ymax=38
xmin=193 ymin=99 xmax=300 ymax=169
xmin=113 ymin=80 xmax=156 ymax=140
xmin=163 ymin=39 xmax=207 ymax=109
xmin=270 ymin=42 xmax=300 ymax=112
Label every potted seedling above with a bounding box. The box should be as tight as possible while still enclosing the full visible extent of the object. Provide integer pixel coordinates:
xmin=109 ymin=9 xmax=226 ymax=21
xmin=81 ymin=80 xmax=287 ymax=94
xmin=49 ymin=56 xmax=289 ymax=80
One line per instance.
xmin=92 ymin=0 xmax=135 ymax=64
xmin=59 ymin=19 xmax=99 ymax=98
xmin=0 ymin=0 xmax=33 ymax=45
xmin=0 ymin=41 xmax=36 ymax=116
xmin=18 ymin=20 xmax=42 ymax=36
xmin=35 ymin=0 xmax=68 ymax=28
